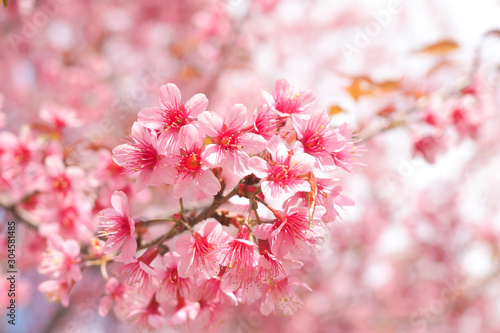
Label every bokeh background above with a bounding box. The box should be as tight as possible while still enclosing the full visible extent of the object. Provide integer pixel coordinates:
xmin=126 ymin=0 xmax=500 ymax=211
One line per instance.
xmin=1 ymin=0 xmax=500 ymax=332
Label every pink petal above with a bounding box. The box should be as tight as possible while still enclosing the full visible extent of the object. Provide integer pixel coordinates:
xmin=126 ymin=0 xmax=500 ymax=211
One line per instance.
xmin=63 ymin=239 xmax=80 ymax=258
xmin=261 ymin=89 xmax=275 ymax=107
xmin=134 ymin=169 xmax=152 ymax=193
xmin=248 ymin=157 xmax=270 ymax=178
xmin=261 ymin=180 xmax=281 ymax=200
xmin=226 ymin=104 xmax=247 ymax=128
xmin=138 ymin=107 xmax=165 ymax=131
xmin=151 ymin=160 xmax=176 ymax=185
xmin=179 ymin=124 xmax=201 ymax=148
xmin=253 ymin=223 xmax=273 ymax=240
xmin=112 ymin=143 xmax=132 ymax=167
xmin=201 ymin=144 xmax=222 ymax=167
xmin=199 ymin=220 xmax=221 ymax=238
xmin=198 ymin=111 xmax=223 ymax=137
xmin=230 ymin=150 xmax=250 ymax=177
xmin=159 ymin=83 xmax=181 ymax=110
xmin=177 ymin=252 xmax=196 ymax=278
xmin=185 ymin=93 xmax=208 ymax=117
xmin=139 ymin=261 xmax=157 ymax=276
xmin=175 ymin=235 xmax=194 ymax=256
xmin=266 ymin=135 xmax=287 ymax=161
xmin=196 ymin=169 xmax=221 ymax=196
xmin=45 ymin=155 xmax=65 ymax=176
xmin=119 ymin=236 xmax=138 ymax=260
xmin=110 ymin=191 xmax=128 ymax=216
xmin=98 ymin=296 xmax=112 ymax=316
xmin=240 ymin=133 xmax=267 ymax=154
xmin=260 ymin=292 xmax=274 ymax=315
xmin=291 ymin=152 xmax=315 ymax=172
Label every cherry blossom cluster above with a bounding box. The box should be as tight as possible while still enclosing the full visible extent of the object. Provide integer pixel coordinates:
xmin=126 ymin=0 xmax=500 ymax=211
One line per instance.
xmin=41 ymin=79 xmax=356 ymax=330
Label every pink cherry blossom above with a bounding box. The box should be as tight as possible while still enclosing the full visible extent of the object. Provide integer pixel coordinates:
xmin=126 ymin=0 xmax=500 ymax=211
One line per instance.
xmin=43 ymin=155 xmax=86 ymax=197
xmin=413 ymin=132 xmax=447 ymax=163
xmin=38 ymin=235 xmax=82 ymax=284
xmin=157 ymin=252 xmax=194 ymax=302
xmin=39 ymin=103 xmax=83 ymax=131
xmin=255 ymin=205 xmax=326 ymax=259
xmin=260 ymin=278 xmax=303 ymax=316
xmin=262 ymin=78 xmax=315 ymax=116
xmin=292 ymin=111 xmax=348 ymax=170
xmin=169 ymin=298 xmax=201 ymax=326
xmin=248 ymin=135 xmax=315 ymax=200
xmin=199 ymin=104 xmax=266 ymax=177
xmin=99 ymin=277 xmax=128 ymax=317
xmin=128 ymin=293 xmax=167 ymax=330
xmin=175 ymin=220 xmax=232 ymax=278
xmin=38 ymin=279 xmax=74 ymax=307
xmin=115 ymin=247 xmax=158 ymax=291
xmin=112 ymin=122 xmax=175 ymax=193
xmin=218 ymin=225 xmax=260 ymax=293
xmin=168 ymin=125 xmax=221 ymax=198
xmin=138 ymin=83 xmax=208 ymax=152
xmin=97 ymin=191 xmax=137 ymax=260
xmin=331 ymin=123 xmax=358 ymax=172
xmin=252 ymin=104 xmax=287 ymax=140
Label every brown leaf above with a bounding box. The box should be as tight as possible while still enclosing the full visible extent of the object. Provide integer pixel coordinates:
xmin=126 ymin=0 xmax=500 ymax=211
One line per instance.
xmin=345 ymin=78 xmax=371 ymax=101
xmin=416 ymin=39 xmax=459 ymax=55
xmin=376 ymin=80 xmax=400 ymax=93
xmin=328 ymin=105 xmax=343 ymax=116
xmin=178 ymin=66 xmax=200 ymax=80
xmin=3 ymin=0 xmax=7 ymax=8
xmin=486 ymin=30 xmax=500 ymax=37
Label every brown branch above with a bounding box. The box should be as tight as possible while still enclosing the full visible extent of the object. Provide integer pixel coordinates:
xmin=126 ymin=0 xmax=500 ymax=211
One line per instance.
xmin=137 ymin=182 xmax=241 ymax=250
xmin=0 ymin=195 xmax=39 ymax=231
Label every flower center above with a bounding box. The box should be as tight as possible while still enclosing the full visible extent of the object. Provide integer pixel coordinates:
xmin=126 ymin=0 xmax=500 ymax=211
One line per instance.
xmin=165 ymin=104 xmax=189 ymax=130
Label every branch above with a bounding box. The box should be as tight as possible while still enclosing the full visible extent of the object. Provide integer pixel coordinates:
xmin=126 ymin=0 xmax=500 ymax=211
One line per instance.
xmin=191 ymin=183 xmax=240 ymax=225
xmin=137 ymin=182 xmax=241 ymax=250
xmin=0 ymin=194 xmax=39 ymax=231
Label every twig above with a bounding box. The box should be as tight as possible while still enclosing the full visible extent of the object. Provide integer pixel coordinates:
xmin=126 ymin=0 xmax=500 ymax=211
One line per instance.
xmin=0 ymin=195 xmax=39 ymax=231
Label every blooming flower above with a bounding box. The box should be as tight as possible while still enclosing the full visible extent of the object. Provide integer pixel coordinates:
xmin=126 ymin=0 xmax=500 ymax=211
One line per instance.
xmin=128 ymin=293 xmax=166 ymax=330
xmin=292 ymin=111 xmax=347 ymax=170
xmin=99 ymin=277 xmax=128 ymax=317
xmin=252 ymin=104 xmax=287 ymax=140
xmin=39 ymin=103 xmax=83 ymax=131
xmin=38 ymin=279 xmax=74 ymax=307
xmin=97 ymin=191 xmax=137 ymax=260
xmin=170 ymin=298 xmax=201 ymax=327
xmin=255 ymin=205 xmax=326 ymax=259
xmin=157 ymin=252 xmax=193 ymax=302
xmin=38 ymin=235 xmax=82 ymax=284
xmin=248 ymin=135 xmax=315 ymax=200
xmin=331 ymin=123 xmax=357 ymax=171
xmin=199 ymin=104 xmax=266 ymax=176
xmin=260 ymin=278 xmax=303 ymax=316
xmin=218 ymin=225 xmax=260 ymax=293
xmin=175 ymin=220 xmax=232 ymax=279
xmin=168 ymin=125 xmax=221 ymax=198
xmin=44 ymin=155 xmax=86 ymax=197
xmin=138 ymin=83 xmax=208 ymax=153
xmin=112 ymin=122 xmax=175 ymax=193
xmin=262 ymin=79 xmax=315 ymax=116
xmin=115 ymin=247 xmax=158 ymax=292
